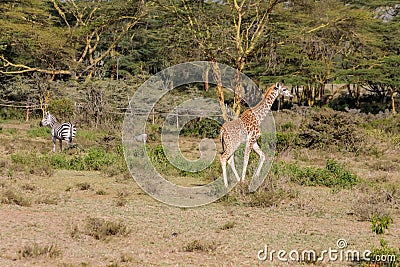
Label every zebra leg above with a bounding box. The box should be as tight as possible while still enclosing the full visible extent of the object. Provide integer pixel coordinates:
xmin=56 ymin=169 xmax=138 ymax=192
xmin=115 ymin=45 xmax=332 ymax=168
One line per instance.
xmin=52 ymin=136 xmax=56 ymax=153
xmin=59 ymin=139 xmax=62 ymax=152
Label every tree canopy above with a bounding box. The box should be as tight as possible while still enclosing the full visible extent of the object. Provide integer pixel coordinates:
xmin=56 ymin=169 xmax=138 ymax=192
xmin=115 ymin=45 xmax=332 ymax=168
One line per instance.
xmin=0 ymin=0 xmax=399 ymax=113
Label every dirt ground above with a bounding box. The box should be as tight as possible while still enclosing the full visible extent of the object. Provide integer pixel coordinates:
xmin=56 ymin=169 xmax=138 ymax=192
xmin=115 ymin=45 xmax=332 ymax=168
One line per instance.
xmin=0 ymin=121 xmax=399 ymax=267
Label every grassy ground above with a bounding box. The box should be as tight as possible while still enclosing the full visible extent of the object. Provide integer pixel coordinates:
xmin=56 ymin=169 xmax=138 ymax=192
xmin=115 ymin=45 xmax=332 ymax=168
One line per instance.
xmin=0 ymin=109 xmax=399 ymax=266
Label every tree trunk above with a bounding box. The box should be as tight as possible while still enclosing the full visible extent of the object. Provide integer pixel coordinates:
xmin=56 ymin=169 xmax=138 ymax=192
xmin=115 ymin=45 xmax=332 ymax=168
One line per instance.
xmin=391 ymin=90 xmax=397 ymax=114
xmin=203 ymin=64 xmax=210 ymax=92
xmin=232 ymin=57 xmax=245 ymax=117
xmin=211 ymin=62 xmax=229 ymax=122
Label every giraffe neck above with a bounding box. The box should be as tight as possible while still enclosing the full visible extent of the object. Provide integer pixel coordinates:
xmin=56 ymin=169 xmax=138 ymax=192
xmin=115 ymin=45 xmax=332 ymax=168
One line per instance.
xmin=251 ymin=86 xmax=279 ymax=123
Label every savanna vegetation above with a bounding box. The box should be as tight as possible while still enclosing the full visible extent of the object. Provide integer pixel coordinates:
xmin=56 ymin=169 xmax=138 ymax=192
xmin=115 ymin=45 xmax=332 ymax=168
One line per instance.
xmin=0 ymin=0 xmax=399 ymax=266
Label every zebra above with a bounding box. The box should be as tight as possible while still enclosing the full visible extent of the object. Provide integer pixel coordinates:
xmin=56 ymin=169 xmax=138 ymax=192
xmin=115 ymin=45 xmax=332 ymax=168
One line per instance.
xmin=40 ymin=111 xmax=76 ymax=152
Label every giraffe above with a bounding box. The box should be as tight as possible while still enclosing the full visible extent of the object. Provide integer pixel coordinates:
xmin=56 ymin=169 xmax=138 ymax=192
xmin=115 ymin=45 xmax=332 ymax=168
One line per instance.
xmin=220 ymin=82 xmax=293 ymax=187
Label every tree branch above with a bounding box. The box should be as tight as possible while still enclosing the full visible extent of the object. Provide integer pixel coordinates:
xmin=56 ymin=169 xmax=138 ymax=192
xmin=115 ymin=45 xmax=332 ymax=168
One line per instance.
xmin=51 ymin=0 xmax=71 ymax=32
xmin=0 ymin=55 xmax=71 ymax=76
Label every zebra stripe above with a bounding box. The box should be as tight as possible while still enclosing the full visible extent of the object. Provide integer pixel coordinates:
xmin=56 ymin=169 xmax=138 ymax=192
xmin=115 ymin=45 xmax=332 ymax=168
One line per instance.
xmin=41 ymin=111 xmax=76 ymax=152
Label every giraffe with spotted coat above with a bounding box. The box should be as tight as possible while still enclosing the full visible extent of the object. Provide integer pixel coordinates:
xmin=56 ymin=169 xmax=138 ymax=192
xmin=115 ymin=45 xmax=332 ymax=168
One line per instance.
xmin=219 ymin=82 xmax=293 ymax=187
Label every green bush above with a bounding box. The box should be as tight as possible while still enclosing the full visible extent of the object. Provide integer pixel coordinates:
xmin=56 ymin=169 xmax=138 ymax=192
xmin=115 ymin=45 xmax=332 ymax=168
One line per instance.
xmin=48 ymin=98 xmax=74 ymax=119
xmin=275 ymin=132 xmax=299 ymax=152
xmin=280 ymin=121 xmax=297 ymax=131
xmin=299 ymin=109 xmax=364 ymax=152
xmin=368 ymin=239 xmax=399 ymax=266
xmin=0 ymin=107 xmax=25 ymax=120
xmin=11 ymin=152 xmax=54 ymax=176
xmin=84 ymin=147 xmax=113 ymax=170
xmin=180 ymin=118 xmax=221 ymax=138
xmin=10 ymin=146 xmax=125 ymax=174
xmin=371 ymin=215 xmax=392 ymax=235
xmin=273 ymin=159 xmax=359 ymax=189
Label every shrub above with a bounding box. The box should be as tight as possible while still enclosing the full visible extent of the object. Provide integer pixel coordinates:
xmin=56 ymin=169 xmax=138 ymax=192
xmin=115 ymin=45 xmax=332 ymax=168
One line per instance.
xmin=275 ymin=132 xmax=299 ymax=152
xmin=182 ymin=240 xmax=217 ymax=252
xmin=248 ymin=188 xmax=297 ymax=208
xmin=371 ymin=215 xmax=392 ymax=235
xmin=18 ymin=243 xmax=61 ymax=259
xmin=273 ymin=159 xmax=359 ymax=189
xmin=10 ymin=152 xmax=54 ymax=176
xmin=180 ymin=118 xmax=221 ymax=138
xmin=299 ymin=109 xmax=364 ymax=152
xmin=76 ymin=182 xmax=91 ymax=191
xmin=10 ymin=146 xmax=125 ymax=175
xmin=369 ymin=239 xmax=399 ymax=266
xmin=84 ymin=147 xmax=117 ymax=170
xmin=220 ymin=222 xmax=236 ymax=230
xmin=84 ymin=217 xmax=130 ymax=240
xmin=0 ymin=188 xmax=31 ymax=206
xmin=280 ymin=121 xmax=297 ymax=131
xmin=48 ymin=98 xmax=74 ymax=119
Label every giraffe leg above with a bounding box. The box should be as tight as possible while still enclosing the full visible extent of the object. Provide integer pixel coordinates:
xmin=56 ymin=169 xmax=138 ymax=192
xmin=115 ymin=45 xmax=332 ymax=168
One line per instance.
xmin=227 ymin=155 xmax=240 ymax=182
xmin=241 ymin=141 xmax=254 ymax=182
xmin=252 ymin=142 xmax=265 ymax=179
xmin=220 ymin=154 xmax=228 ymax=187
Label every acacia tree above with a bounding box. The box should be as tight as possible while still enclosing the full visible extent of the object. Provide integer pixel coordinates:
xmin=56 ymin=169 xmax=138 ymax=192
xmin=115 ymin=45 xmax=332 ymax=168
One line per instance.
xmin=338 ymin=3 xmax=400 ymax=113
xmin=0 ymin=0 xmax=146 ymax=80
xmin=257 ymin=0 xmax=381 ymax=107
xmin=157 ymin=0 xmax=284 ymax=118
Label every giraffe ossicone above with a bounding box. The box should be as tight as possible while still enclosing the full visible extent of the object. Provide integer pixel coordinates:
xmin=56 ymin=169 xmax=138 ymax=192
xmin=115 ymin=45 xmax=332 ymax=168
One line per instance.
xmin=220 ymin=82 xmax=293 ymax=187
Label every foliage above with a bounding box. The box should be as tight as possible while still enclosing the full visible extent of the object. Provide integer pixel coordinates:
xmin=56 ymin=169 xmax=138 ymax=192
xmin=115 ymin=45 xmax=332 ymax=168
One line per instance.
xmin=369 ymin=238 xmax=399 ymax=266
xmin=275 ymin=132 xmax=300 ymax=152
xmin=371 ymin=214 xmax=392 ymax=235
xmin=48 ymin=98 xmax=74 ymax=119
xmin=0 ymin=0 xmax=399 ymax=116
xmin=273 ymin=159 xmax=359 ymax=189
xmin=11 ymin=152 xmax=54 ymax=176
xmin=0 ymin=0 xmax=145 ymax=79
xmin=149 ymin=144 xmax=221 ymax=180
xmin=180 ymin=118 xmax=221 ymax=139
xmin=299 ymin=109 xmax=364 ymax=152
xmin=0 ymin=188 xmax=32 ymax=207
xmin=10 ymin=146 xmax=125 ymax=174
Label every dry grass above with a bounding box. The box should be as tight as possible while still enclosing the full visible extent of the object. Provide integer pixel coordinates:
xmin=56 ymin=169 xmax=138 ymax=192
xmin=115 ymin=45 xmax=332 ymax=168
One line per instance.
xmin=0 ymin=116 xmax=399 ymax=266
xmin=182 ymin=239 xmax=218 ymax=252
xmin=18 ymin=243 xmax=61 ymax=259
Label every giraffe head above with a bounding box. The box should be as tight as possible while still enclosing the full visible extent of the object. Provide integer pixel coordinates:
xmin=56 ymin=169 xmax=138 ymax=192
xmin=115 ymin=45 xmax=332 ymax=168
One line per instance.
xmin=274 ymin=82 xmax=293 ymax=98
